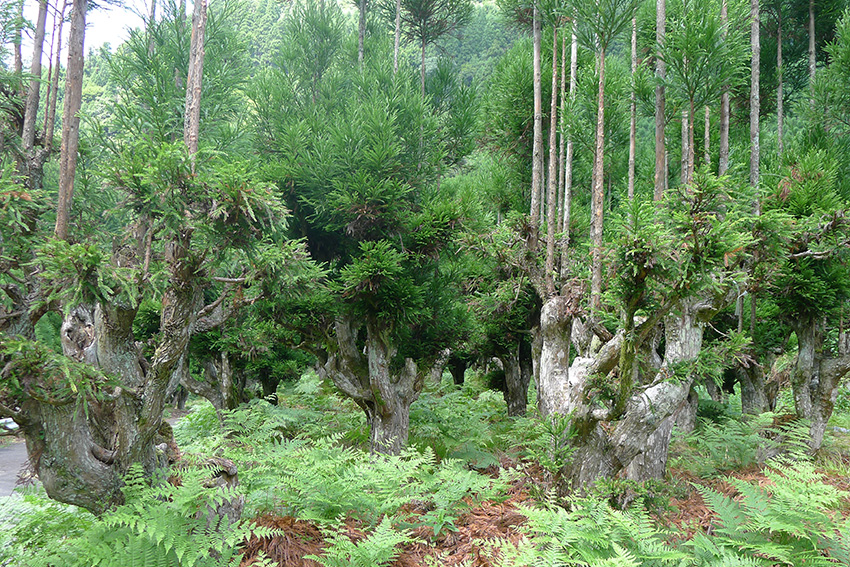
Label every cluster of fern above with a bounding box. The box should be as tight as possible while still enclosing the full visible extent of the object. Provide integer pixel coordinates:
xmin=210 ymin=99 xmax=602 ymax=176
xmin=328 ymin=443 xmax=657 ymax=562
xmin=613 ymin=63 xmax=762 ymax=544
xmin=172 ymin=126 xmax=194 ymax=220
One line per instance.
xmin=491 ymin=459 xmax=850 ymax=566
xmin=2 ymin=465 xmax=277 ymax=567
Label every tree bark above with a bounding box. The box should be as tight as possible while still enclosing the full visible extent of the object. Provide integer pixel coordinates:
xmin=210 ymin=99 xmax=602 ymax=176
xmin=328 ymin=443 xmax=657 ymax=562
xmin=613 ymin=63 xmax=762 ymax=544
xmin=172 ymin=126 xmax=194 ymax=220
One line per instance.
xmin=628 ymin=17 xmax=637 ymax=202
xmin=718 ymin=0 xmax=730 ymax=175
xmin=21 ymin=0 xmax=48 ymax=154
xmin=44 ymin=1 xmax=68 ymax=148
xmin=559 ymin=29 xmax=577 ymax=283
xmin=545 ymin=28 xmax=559 ymax=297
xmin=393 ymin=0 xmax=402 ymax=73
xmin=750 ymin=0 xmax=760 ymax=196
xmin=501 ymin=340 xmax=532 ymax=417
xmin=654 ymin=0 xmax=667 ymax=201
xmin=530 ymin=6 xmax=543 ymax=237
xmin=590 ymin=47 xmax=606 ymax=312
xmin=808 ymin=0 xmax=815 ymax=90
xmin=54 ymin=0 xmax=87 ymax=241
xmin=776 ymin=9 xmax=783 ymax=157
xmin=320 ymin=317 xmax=424 ymax=454
xmin=184 ymin=0 xmax=207 ymax=163
xmin=791 ymin=316 xmax=850 ymax=451
xmin=358 ymin=0 xmax=367 ymax=64
xmin=738 ymin=363 xmax=769 ymax=415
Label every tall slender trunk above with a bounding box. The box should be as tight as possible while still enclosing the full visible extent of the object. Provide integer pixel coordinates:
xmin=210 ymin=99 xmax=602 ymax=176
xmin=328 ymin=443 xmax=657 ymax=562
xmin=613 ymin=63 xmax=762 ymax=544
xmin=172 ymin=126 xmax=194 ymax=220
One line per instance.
xmin=420 ymin=39 xmax=426 ymax=98
xmin=530 ymin=6 xmax=543 ymax=235
xmin=393 ymin=0 xmax=402 ymax=73
xmin=559 ymin=30 xmax=577 ymax=284
xmin=45 ymin=1 xmax=68 ymax=147
xmin=54 ymin=0 xmax=87 ymax=241
xmin=719 ymin=0 xmax=730 ymax=175
xmin=688 ymin=100 xmax=696 ymax=183
xmin=13 ymin=0 xmax=22 ymax=76
xmin=184 ymin=0 xmax=207 ymax=164
xmin=628 ymin=17 xmax=637 ymax=201
xmin=22 ymin=0 xmax=48 ymax=153
xmin=557 ymin=35 xmax=567 ymax=235
xmin=681 ymin=108 xmax=690 ymax=185
xmin=704 ymin=106 xmax=710 ymax=166
xmin=358 ymin=0 xmax=367 ymax=64
xmin=808 ymin=0 xmax=815 ymax=90
xmin=545 ymin=28 xmax=559 ymax=297
xmin=750 ymin=0 xmax=760 ymax=201
xmin=590 ymin=48 xmax=606 ymax=311
xmin=654 ymin=0 xmax=667 ymax=201
xmin=776 ymin=10 xmax=783 ymax=157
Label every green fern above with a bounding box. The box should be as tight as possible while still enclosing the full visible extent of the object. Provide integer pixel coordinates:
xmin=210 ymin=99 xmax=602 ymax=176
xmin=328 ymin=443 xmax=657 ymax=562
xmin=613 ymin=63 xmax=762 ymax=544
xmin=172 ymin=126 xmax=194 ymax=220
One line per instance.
xmin=690 ymin=460 xmax=850 ymax=566
xmin=306 ymin=516 xmax=412 ymax=567
xmin=491 ymin=496 xmax=687 ymax=567
xmin=25 ymin=464 xmax=264 ymax=567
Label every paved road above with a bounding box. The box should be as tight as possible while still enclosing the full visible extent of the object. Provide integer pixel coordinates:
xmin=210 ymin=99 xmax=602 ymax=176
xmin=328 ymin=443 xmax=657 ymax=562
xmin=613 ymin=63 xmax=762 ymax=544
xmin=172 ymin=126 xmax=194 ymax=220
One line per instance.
xmin=0 ymin=440 xmax=28 ymax=497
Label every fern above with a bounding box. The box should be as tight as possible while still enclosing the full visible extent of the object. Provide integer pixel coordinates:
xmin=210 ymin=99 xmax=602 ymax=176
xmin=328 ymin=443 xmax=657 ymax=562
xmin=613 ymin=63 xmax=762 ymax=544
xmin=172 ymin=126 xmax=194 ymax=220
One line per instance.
xmin=492 ymin=496 xmax=687 ymax=567
xmin=690 ymin=460 xmax=850 ymax=566
xmin=26 ymin=464 xmax=264 ymax=567
xmin=306 ymin=516 xmax=412 ymax=567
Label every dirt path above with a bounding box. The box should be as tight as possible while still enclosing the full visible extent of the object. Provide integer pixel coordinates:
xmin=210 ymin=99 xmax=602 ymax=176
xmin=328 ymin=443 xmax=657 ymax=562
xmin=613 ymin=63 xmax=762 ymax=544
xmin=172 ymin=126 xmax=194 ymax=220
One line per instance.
xmin=0 ymin=440 xmax=29 ymax=497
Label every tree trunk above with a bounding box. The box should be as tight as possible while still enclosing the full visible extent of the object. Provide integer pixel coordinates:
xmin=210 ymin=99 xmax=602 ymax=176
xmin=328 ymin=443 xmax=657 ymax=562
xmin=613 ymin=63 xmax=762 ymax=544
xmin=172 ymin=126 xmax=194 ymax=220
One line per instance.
xmin=21 ymin=0 xmax=48 ymax=154
xmin=738 ymin=363 xmax=769 ymax=415
xmin=557 ymin=36 xmax=567 ymax=240
xmin=13 ymin=0 xmax=22 ymax=76
xmin=681 ymin=108 xmax=689 ymax=185
xmin=44 ymin=0 xmax=68 ymax=148
xmin=501 ymin=343 xmax=531 ymax=417
xmin=393 ymin=0 xmax=402 ymax=73
xmin=545 ymin=28 xmax=559 ymax=296
xmin=791 ymin=317 xmax=850 ymax=451
xmin=654 ymin=0 xmax=667 ymax=201
xmin=750 ymin=0 xmax=760 ymax=194
xmin=537 ymin=292 xmax=728 ymax=487
xmin=718 ymin=0 xmax=730 ymax=175
xmin=448 ymin=355 xmax=467 ymax=385
xmin=54 ymin=0 xmax=87 ymax=241
xmin=530 ymin=6 xmax=543 ymax=235
xmin=184 ymin=0 xmax=207 ymax=163
xmin=358 ymin=0 xmax=367 ymax=64
xmin=704 ymin=106 xmax=710 ymax=166
xmin=776 ymin=10 xmax=783 ymax=157
xmin=321 ymin=317 xmax=424 ymax=455
xmin=590 ymin=47 xmax=606 ymax=312
xmin=628 ymin=17 xmax=637 ymax=202
xmin=559 ymin=29 xmax=577 ymax=283
xmin=808 ymin=0 xmax=815 ymax=90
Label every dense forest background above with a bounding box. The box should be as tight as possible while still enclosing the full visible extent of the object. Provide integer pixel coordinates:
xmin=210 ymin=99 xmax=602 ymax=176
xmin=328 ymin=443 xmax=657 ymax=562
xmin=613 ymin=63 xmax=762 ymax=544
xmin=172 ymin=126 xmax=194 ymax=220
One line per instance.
xmin=0 ymin=0 xmax=849 ymax=564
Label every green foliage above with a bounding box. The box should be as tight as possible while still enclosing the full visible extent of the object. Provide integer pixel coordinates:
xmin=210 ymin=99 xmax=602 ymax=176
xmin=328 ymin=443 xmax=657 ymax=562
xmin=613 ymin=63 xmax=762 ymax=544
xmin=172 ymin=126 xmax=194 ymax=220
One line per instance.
xmin=691 ymin=460 xmax=850 ymax=566
xmin=0 ymin=487 xmax=95 ymax=565
xmin=409 ymin=380 xmax=507 ymax=463
xmin=492 ymin=496 xmax=687 ymax=567
xmin=23 ymin=465 xmax=265 ymax=567
xmin=507 ymin=412 xmax=575 ymax=476
xmin=201 ymin=394 xmax=505 ymax=528
xmin=673 ymin=415 xmax=811 ymax=477
xmin=0 ymin=336 xmax=115 ymax=407
xmin=307 ymin=516 xmax=412 ymax=567
xmin=173 ymin=400 xmax=223 ymax=450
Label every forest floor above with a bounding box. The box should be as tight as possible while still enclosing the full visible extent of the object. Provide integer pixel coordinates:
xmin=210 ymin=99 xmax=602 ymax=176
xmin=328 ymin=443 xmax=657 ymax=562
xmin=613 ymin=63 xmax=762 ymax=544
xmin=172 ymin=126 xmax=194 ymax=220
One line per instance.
xmin=238 ymin=454 xmax=850 ymax=567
